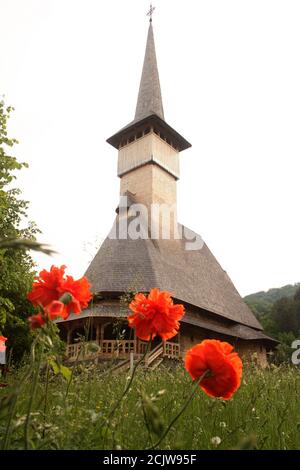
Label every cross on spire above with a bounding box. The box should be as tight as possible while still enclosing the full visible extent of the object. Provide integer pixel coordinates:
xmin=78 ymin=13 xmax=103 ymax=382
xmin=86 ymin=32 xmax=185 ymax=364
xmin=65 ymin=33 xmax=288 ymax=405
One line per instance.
xmin=147 ymin=3 xmax=156 ymax=23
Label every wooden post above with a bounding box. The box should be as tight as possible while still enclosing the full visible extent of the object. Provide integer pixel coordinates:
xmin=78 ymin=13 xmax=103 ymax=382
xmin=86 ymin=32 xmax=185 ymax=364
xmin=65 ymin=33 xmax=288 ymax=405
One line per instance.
xmin=96 ymin=322 xmax=100 ymax=344
xmin=130 ymin=352 xmax=134 ymax=374
xmin=177 ymin=331 xmax=181 ymax=357
xmin=134 ymin=330 xmax=137 ymax=355
xmin=67 ymin=328 xmax=72 ymax=346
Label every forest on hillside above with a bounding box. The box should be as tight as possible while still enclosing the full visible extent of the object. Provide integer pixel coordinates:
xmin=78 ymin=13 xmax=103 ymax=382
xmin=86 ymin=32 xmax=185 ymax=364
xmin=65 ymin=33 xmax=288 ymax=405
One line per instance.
xmin=244 ymin=284 xmax=300 ymax=317
xmin=245 ymin=284 xmax=300 ymax=362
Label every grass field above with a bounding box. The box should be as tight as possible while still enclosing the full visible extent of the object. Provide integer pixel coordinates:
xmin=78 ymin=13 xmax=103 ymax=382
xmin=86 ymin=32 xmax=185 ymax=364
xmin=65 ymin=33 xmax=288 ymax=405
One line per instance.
xmin=1 ymin=360 xmax=300 ymax=450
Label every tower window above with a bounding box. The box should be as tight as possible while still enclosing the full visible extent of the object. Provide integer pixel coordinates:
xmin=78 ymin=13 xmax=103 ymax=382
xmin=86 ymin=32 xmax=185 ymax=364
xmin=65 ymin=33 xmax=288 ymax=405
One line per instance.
xmin=136 ymin=131 xmax=143 ymax=140
xmin=128 ymin=135 xmax=135 ymax=144
xmin=144 ymin=128 xmax=150 ymax=135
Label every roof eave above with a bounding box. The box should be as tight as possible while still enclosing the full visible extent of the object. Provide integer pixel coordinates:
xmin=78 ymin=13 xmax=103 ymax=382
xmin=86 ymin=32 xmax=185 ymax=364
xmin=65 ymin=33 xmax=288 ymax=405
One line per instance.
xmin=106 ymin=114 xmax=192 ymax=152
xmin=86 ymin=290 xmax=264 ymax=332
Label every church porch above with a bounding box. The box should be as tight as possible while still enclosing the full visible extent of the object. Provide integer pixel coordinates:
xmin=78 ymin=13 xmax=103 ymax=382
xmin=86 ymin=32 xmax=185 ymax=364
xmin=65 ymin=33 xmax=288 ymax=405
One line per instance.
xmin=58 ymin=317 xmax=180 ymax=363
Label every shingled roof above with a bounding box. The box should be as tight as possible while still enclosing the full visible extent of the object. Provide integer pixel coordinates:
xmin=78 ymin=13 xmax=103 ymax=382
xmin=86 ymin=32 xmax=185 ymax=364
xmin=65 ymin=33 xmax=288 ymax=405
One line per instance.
xmin=85 ymin=214 xmax=263 ymax=332
xmin=56 ymin=301 xmax=276 ymax=344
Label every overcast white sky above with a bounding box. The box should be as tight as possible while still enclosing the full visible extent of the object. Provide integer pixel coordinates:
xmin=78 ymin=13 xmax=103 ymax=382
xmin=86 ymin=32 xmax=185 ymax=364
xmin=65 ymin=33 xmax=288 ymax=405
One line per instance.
xmin=1 ymin=0 xmax=299 ymax=296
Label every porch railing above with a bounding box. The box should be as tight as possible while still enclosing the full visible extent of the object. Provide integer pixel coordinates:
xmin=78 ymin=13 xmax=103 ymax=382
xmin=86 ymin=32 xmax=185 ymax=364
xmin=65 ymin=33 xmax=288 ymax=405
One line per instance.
xmin=101 ymin=340 xmax=135 ymax=358
xmin=66 ymin=340 xmax=136 ymax=361
xmin=164 ymin=341 xmax=180 ymax=358
xmin=66 ymin=339 xmax=180 ymax=361
xmin=138 ymin=341 xmax=149 ymax=355
xmin=66 ymin=342 xmax=83 ymax=360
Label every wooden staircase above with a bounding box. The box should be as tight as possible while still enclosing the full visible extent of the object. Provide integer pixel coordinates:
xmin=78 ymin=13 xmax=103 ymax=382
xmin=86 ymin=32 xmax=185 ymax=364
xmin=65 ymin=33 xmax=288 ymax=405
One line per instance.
xmin=105 ymin=341 xmax=179 ymax=374
xmin=144 ymin=343 xmax=164 ymax=370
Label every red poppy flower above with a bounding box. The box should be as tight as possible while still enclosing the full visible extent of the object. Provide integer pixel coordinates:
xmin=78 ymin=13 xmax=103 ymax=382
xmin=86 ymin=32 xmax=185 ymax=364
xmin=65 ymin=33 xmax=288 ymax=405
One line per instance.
xmin=28 ymin=314 xmax=46 ymax=330
xmin=27 ymin=265 xmax=92 ymax=322
xmin=45 ymin=301 xmax=65 ymax=320
xmin=185 ymin=339 xmax=243 ymax=400
xmin=27 ymin=265 xmax=66 ymax=307
xmin=59 ymin=276 xmax=91 ymax=319
xmin=0 ymin=336 xmax=7 ymax=353
xmin=128 ymin=288 xmax=185 ymax=341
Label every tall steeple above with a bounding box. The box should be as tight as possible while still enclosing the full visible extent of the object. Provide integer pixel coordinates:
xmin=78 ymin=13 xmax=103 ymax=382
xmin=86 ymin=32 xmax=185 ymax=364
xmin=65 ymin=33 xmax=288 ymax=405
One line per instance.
xmin=106 ymin=14 xmax=191 ymax=237
xmin=134 ymin=22 xmax=164 ymax=122
xmin=107 ymin=19 xmax=191 ymax=153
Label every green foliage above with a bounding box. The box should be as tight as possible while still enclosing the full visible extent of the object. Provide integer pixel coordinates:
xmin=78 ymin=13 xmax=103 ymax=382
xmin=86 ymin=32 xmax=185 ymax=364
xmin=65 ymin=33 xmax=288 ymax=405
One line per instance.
xmin=272 ymin=295 xmax=300 ymax=335
xmin=0 ymin=99 xmax=39 ymax=360
xmin=1 ymin=363 xmax=300 ymax=450
xmin=141 ymin=391 xmax=165 ymax=438
xmin=273 ymin=332 xmax=298 ymax=364
xmin=244 ymin=283 xmax=300 ymax=317
xmin=48 ymin=359 xmax=72 ymax=383
xmin=0 ymin=297 xmax=14 ymax=331
xmin=263 ymin=287 xmax=300 ymax=340
xmin=0 ymin=238 xmax=54 ymax=255
xmin=245 ymin=285 xmax=300 ymax=362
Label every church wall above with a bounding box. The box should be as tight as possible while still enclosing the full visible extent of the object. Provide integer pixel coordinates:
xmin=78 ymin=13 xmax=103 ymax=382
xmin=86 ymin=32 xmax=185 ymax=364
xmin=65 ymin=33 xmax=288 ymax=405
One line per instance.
xmin=118 ymin=132 xmax=179 ymax=179
xmin=120 ymin=164 xmax=154 ymax=206
xmin=152 ymin=165 xmax=177 ymax=206
xmin=120 ymin=163 xmax=178 ymax=237
xmin=235 ymin=340 xmax=268 ymax=368
xmin=118 ymin=134 xmax=153 ymax=176
xmin=120 ymin=162 xmax=177 ymax=208
xmin=179 ymin=324 xmax=268 ymax=368
xmin=180 ymin=324 xmax=209 ymax=356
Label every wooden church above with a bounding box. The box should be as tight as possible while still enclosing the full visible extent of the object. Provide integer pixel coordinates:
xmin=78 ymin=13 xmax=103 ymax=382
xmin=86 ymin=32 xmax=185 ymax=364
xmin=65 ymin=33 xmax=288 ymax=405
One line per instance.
xmin=57 ymin=15 xmax=276 ymax=367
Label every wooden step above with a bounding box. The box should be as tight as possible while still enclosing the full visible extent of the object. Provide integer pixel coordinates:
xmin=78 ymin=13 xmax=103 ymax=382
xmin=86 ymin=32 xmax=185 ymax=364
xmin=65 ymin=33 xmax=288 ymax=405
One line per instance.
xmin=149 ymin=358 xmax=164 ymax=371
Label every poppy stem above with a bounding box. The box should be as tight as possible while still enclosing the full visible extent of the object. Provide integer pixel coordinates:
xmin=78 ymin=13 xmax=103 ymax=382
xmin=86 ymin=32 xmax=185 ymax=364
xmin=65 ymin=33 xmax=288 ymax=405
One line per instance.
xmin=148 ymin=370 xmax=210 ymax=450
xmin=24 ymin=344 xmax=44 ymax=450
xmin=42 ymin=361 xmax=50 ymax=440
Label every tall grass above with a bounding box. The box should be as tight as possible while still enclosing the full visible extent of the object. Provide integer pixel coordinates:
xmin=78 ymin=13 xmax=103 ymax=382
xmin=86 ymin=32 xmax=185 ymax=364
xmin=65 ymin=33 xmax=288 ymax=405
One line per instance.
xmin=1 ymin=361 xmax=299 ymax=450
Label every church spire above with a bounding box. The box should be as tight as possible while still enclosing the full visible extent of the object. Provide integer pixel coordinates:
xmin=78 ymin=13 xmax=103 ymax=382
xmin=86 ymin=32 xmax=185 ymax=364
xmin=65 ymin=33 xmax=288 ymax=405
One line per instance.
xmin=134 ymin=22 xmax=164 ymax=122
xmin=106 ymin=12 xmax=191 ymax=153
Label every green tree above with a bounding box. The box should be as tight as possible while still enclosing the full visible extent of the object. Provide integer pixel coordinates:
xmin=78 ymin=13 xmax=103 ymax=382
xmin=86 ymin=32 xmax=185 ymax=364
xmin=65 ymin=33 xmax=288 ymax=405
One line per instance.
xmin=271 ymin=294 xmax=300 ymax=336
xmin=274 ymin=331 xmax=298 ymax=364
xmin=0 ymin=99 xmax=39 ymax=361
xmin=294 ymin=286 xmax=300 ymax=302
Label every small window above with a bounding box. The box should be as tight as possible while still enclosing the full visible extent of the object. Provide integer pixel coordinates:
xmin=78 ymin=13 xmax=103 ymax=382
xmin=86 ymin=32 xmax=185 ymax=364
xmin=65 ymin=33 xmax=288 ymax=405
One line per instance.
xmin=128 ymin=135 xmax=135 ymax=144
xmin=136 ymin=131 xmax=143 ymax=140
xmin=144 ymin=128 xmax=151 ymax=135
xmin=153 ymin=128 xmax=159 ymax=136
xmin=166 ymin=138 xmax=171 ymax=146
